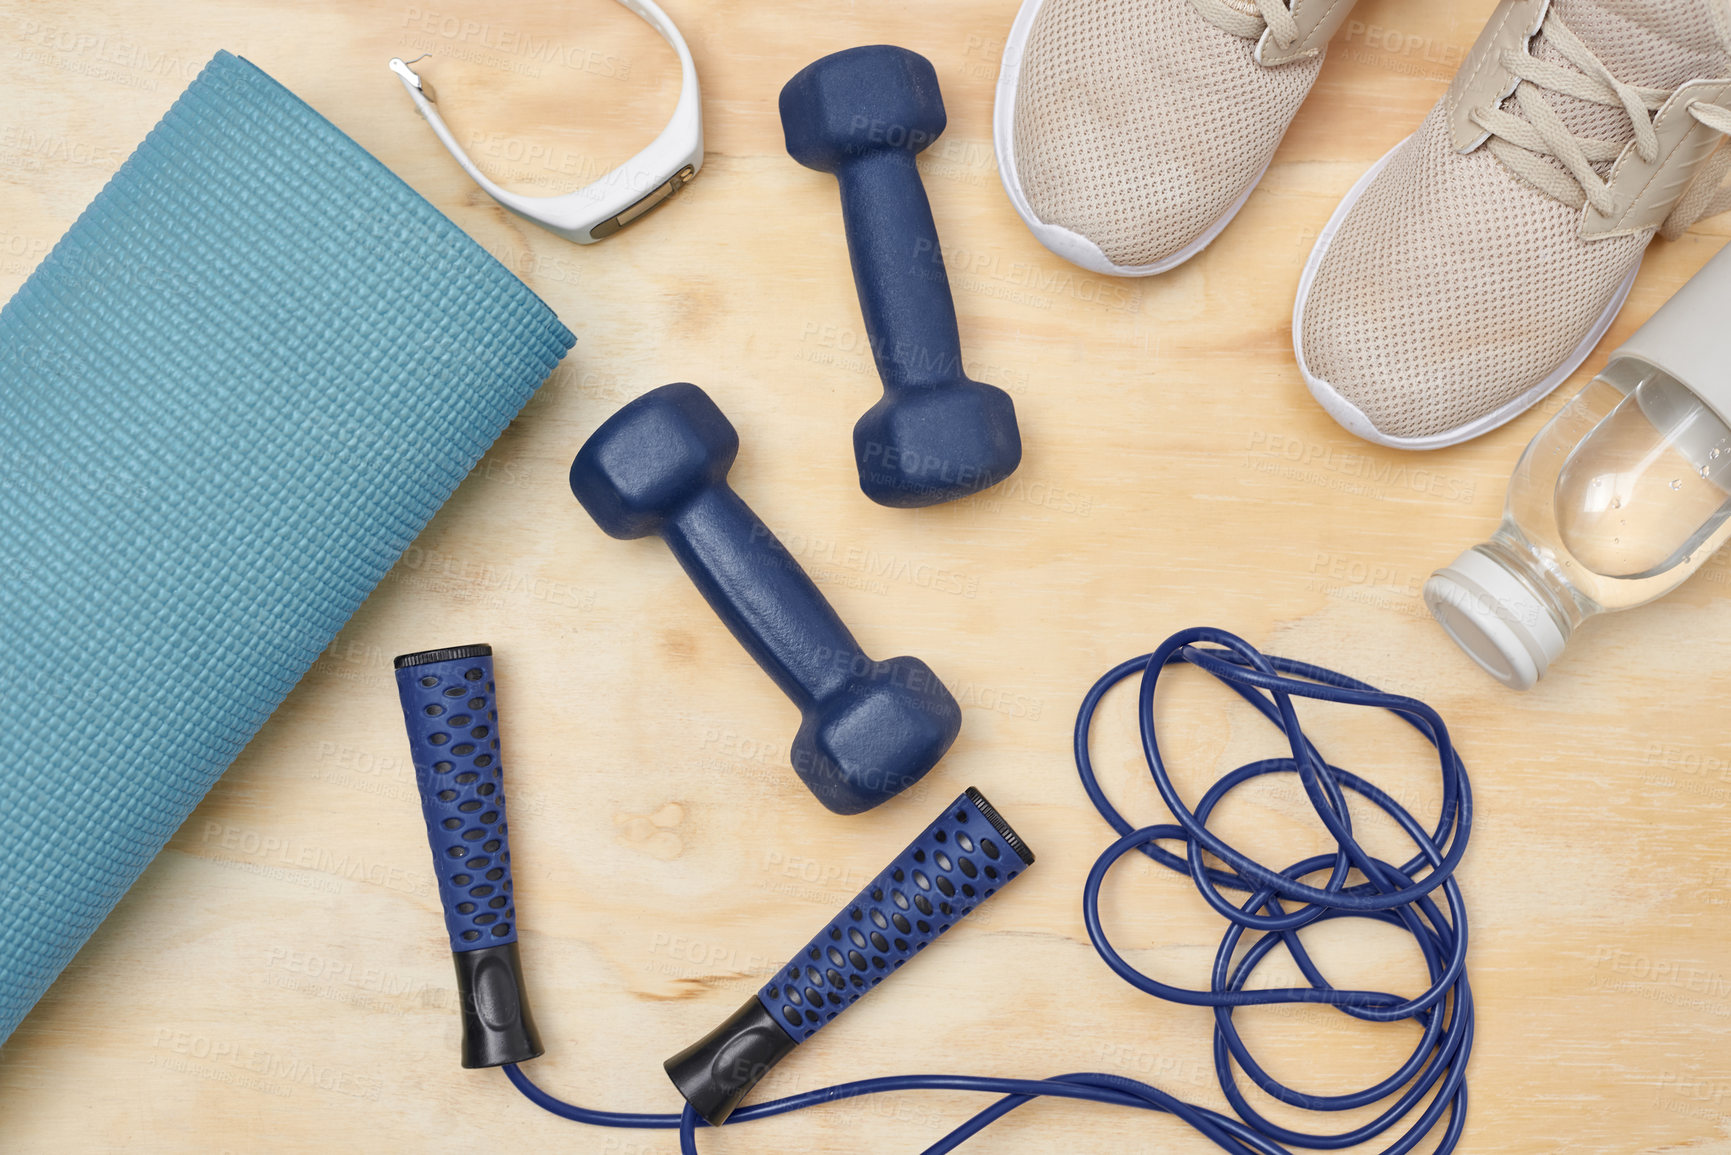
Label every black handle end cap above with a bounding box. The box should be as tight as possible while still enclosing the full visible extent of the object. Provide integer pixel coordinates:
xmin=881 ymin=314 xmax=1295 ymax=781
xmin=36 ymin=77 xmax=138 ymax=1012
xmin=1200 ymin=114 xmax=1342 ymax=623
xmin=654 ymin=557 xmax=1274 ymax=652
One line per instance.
xmin=665 ymin=996 xmax=799 ymax=1126
xmin=454 ymin=941 xmax=543 ymax=1069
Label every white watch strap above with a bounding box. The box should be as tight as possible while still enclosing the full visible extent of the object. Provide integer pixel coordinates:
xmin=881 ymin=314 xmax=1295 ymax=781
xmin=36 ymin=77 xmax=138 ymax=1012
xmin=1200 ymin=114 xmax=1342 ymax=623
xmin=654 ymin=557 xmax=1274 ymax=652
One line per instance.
xmin=390 ymin=0 xmax=702 ymax=244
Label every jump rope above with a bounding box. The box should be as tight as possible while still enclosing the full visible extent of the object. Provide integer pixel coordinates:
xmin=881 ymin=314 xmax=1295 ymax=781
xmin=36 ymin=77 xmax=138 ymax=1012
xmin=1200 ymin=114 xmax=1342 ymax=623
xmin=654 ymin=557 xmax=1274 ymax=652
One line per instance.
xmin=393 ymin=626 xmax=1473 ymax=1152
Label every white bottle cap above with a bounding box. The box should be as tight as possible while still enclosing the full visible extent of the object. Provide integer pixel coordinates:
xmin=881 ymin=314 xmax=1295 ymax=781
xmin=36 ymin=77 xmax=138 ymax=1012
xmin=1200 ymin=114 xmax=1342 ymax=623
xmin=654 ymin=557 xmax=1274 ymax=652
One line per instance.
xmin=1423 ymin=549 xmax=1568 ymax=691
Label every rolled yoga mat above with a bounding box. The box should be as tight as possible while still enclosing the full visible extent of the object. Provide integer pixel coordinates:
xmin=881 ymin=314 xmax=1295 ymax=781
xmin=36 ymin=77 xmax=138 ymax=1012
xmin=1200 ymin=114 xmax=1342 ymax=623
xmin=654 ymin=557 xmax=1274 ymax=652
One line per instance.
xmin=0 ymin=51 xmax=575 ymax=1046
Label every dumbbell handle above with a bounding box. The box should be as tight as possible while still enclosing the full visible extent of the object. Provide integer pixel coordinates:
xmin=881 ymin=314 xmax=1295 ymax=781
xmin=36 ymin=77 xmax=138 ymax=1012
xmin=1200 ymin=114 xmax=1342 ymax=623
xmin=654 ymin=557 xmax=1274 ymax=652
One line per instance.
xmin=835 ymin=149 xmax=965 ymax=392
xmin=663 ymin=482 xmax=865 ymax=708
xmin=665 ymin=787 xmax=1035 ymax=1126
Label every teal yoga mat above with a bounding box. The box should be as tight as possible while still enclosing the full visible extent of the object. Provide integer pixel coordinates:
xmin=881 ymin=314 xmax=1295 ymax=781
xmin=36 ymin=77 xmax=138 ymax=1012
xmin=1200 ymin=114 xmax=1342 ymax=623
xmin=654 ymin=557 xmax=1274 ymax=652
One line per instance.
xmin=0 ymin=51 xmax=574 ymax=1046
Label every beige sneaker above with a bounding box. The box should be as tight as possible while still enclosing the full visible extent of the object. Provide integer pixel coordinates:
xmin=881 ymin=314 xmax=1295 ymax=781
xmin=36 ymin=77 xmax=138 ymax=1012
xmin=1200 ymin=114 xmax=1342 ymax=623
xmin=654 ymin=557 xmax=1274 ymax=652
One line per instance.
xmin=1295 ymin=0 xmax=1731 ymax=449
xmin=995 ymin=0 xmax=1359 ymax=276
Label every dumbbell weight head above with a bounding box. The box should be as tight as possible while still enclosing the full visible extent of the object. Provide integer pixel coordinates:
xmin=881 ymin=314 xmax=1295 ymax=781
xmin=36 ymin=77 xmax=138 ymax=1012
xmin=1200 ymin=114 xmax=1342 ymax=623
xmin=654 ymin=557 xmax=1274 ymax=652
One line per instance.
xmin=853 ymin=384 xmax=1022 ymax=509
xmin=567 ymin=382 xmax=737 ymax=540
xmin=779 ymin=43 xmax=946 ymax=171
xmin=792 ymin=654 xmax=961 ymax=814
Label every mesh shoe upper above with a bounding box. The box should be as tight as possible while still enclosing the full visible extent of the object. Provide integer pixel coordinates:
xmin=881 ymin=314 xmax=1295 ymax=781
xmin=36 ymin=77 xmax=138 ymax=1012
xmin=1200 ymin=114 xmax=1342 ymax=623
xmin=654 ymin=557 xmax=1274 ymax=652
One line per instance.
xmin=1299 ymin=0 xmax=1731 ymax=444
xmin=1010 ymin=0 xmax=1324 ymax=269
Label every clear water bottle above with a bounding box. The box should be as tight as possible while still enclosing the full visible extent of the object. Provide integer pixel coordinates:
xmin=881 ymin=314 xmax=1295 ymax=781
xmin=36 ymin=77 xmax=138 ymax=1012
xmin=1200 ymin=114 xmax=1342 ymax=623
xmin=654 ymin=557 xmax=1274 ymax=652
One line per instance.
xmin=1424 ymin=245 xmax=1731 ymax=690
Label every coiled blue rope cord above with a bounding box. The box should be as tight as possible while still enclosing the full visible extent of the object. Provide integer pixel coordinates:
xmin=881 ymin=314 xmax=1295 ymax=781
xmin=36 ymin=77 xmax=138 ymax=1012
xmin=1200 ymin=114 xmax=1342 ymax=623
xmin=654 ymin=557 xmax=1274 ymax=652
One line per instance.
xmin=506 ymin=626 xmax=1474 ymax=1153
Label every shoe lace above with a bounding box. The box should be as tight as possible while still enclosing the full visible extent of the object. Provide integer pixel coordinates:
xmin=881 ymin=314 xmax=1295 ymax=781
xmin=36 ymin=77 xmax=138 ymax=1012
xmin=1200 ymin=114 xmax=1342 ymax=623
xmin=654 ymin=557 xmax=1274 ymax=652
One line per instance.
xmin=1469 ymin=8 xmax=1731 ymax=238
xmin=1188 ymin=0 xmax=1300 ymax=52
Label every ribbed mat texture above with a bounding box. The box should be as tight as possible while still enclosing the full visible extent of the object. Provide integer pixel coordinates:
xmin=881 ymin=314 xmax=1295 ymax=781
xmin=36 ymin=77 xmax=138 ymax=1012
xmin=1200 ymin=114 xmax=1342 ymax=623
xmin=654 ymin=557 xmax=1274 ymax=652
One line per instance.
xmin=0 ymin=51 xmax=574 ymax=1046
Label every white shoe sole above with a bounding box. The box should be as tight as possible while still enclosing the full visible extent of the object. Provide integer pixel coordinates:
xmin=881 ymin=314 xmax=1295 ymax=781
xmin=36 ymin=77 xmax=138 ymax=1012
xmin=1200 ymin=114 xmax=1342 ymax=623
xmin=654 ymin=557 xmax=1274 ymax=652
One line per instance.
xmin=992 ymin=0 xmax=1270 ymax=278
xmin=1292 ymin=136 xmax=1643 ymax=451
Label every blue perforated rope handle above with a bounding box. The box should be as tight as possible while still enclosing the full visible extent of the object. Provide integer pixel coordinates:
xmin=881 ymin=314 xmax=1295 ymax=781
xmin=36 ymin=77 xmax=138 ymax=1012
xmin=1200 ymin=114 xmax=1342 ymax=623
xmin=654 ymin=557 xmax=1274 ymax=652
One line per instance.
xmin=395 ymin=644 xmax=542 ymax=1069
xmin=395 ymin=646 xmax=518 ymax=951
xmin=756 ymin=787 xmax=1033 ymax=1041
xmin=662 ymin=787 xmax=1034 ymax=1125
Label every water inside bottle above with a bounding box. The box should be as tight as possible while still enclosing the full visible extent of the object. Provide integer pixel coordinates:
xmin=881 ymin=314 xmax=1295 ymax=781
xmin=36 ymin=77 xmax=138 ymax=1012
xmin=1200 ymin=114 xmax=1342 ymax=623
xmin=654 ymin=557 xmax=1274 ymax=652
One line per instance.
xmin=1554 ymin=372 xmax=1731 ymax=579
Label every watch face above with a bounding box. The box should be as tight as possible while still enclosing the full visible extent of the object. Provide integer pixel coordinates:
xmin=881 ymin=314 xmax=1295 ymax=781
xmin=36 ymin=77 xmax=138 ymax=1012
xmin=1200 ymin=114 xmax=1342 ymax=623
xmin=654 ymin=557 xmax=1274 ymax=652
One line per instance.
xmin=590 ymin=166 xmax=697 ymax=240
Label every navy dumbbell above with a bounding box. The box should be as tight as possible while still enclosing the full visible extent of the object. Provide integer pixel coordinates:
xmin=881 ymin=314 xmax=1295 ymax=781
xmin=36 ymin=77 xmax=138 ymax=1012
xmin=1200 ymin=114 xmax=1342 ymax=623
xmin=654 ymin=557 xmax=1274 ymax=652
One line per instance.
xmin=393 ymin=644 xmax=541 ymax=1069
xmin=665 ymin=787 xmax=1035 ymax=1125
xmin=781 ymin=45 xmax=1022 ymax=509
xmin=569 ymin=383 xmax=963 ymax=815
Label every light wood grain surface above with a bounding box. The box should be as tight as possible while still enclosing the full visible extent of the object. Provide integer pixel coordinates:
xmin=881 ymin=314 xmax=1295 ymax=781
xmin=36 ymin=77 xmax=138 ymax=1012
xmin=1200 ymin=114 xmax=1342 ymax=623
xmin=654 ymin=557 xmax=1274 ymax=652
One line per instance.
xmin=3 ymin=0 xmax=1730 ymax=1151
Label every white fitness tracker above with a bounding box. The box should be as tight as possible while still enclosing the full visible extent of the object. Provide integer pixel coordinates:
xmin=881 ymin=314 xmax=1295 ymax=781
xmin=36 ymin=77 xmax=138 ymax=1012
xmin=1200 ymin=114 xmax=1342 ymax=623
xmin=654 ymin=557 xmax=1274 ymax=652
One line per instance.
xmin=389 ymin=0 xmax=702 ymax=244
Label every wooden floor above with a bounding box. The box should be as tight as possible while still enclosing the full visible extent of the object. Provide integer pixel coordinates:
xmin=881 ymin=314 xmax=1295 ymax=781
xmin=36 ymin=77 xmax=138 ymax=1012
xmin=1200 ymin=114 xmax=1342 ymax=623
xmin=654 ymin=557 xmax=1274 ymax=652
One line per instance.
xmin=4 ymin=0 xmax=1730 ymax=1150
